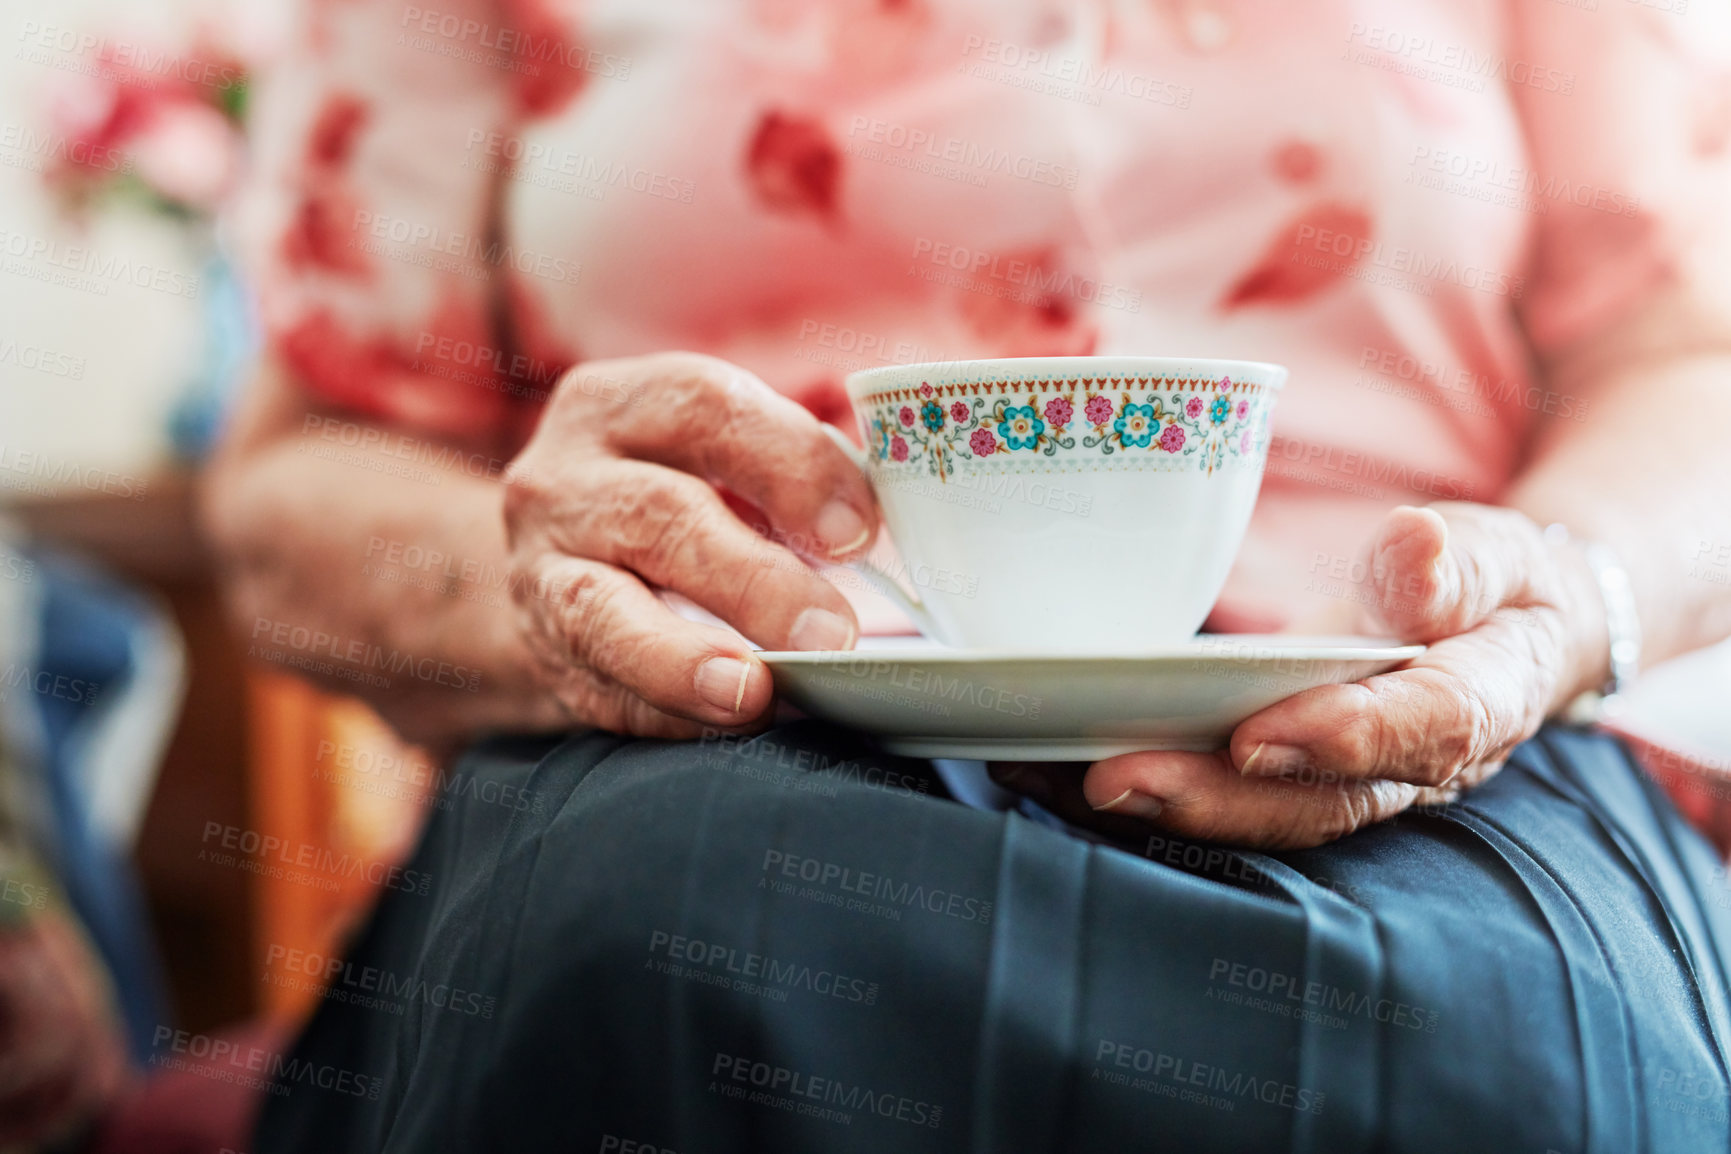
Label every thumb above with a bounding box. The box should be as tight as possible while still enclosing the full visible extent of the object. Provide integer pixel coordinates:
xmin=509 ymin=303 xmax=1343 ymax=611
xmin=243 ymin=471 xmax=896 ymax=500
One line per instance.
xmin=1356 ymin=504 xmax=1527 ymax=642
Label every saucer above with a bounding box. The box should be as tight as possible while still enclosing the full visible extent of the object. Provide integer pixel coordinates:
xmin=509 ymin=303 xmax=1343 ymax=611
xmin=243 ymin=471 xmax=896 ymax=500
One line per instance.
xmin=759 ymin=636 xmax=1425 ymax=761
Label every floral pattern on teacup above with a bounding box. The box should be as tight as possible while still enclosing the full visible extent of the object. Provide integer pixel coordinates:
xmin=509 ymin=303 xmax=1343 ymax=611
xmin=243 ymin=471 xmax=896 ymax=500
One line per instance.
xmin=859 ymin=375 xmax=1270 ymax=480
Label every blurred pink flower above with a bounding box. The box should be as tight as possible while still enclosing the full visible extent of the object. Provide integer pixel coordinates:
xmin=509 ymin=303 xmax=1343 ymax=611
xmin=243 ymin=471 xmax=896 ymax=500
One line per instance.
xmin=131 ymin=100 xmax=240 ymax=210
xmin=41 ymin=33 xmax=247 ymax=214
xmin=46 ymin=77 xmax=151 ymax=179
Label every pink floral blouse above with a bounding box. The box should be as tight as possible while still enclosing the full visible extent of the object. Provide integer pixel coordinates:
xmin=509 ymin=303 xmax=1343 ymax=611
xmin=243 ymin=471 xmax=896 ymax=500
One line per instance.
xmin=241 ymin=0 xmax=1731 ymax=636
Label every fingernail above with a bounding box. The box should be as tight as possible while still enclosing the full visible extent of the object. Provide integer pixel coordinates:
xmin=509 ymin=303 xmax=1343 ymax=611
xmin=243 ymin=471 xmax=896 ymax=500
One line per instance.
xmin=815 ymin=501 xmax=870 ymax=556
xmin=1240 ymin=742 xmax=1307 ymax=778
xmin=696 ymin=657 xmax=754 ymax=713
xmin=788 ymin=607 xmax=856 ymax=652
xmin=1093 ymin=789 xmax=1165 ymax=820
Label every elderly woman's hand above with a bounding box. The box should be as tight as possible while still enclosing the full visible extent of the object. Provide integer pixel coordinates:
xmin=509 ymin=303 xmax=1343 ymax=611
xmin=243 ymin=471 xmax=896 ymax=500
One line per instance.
xmin=503 ymin=353 xmax=877 ymax=738
xmin=997 ymin=503 xmax=1612 ymax=849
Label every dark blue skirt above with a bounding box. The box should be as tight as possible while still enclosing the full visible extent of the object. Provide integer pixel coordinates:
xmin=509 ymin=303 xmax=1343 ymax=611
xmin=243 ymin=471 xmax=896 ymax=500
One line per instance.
xmin=255 ymin=723 xmax=1731 ymax=1153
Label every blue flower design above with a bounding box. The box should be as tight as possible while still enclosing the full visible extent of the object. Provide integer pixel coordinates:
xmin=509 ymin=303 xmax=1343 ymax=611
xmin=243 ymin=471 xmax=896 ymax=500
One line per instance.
xmin=921 ymin=400 xmax=945 ymax=432
xmin=1210 ymin=396 xmax=1232 ymax=424
xmin=998 ymin=404 xmax=1046 ymax=451
xmin=1113 ymin=402 xmax=1157 ymax=448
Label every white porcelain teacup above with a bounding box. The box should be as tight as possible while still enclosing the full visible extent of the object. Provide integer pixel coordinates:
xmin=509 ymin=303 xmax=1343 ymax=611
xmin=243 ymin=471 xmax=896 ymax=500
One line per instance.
xmin=842 ymin=356 xmax=1285 ymax=652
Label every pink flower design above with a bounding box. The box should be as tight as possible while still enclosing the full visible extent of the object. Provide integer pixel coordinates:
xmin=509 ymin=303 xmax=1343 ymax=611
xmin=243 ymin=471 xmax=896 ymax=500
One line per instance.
xmin=1220 ymin=376 xmax=1233 ymax=390
xmin=870 ymin=380 xmax=1263 ymax=468
xmin=919 ymin=382 xmax=934 ymax=398
xmin=132 ymin=102 xmax=241 ymax=211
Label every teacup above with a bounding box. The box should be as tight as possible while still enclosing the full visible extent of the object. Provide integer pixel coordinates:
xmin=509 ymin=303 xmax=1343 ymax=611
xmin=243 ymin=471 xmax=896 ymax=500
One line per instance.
xmin=842 ymin=356 xmax=1285 ymax=651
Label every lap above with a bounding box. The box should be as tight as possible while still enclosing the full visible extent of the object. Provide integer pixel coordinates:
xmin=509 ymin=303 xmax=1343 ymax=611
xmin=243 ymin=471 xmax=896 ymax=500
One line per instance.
xmin=256 ymin=724 xmax=1731 ymax=1154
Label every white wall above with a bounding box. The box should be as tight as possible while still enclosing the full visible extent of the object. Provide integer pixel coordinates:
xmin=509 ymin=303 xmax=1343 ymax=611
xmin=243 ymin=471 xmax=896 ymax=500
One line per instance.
xmin=0 ymin=0 xmax=279 ymax=499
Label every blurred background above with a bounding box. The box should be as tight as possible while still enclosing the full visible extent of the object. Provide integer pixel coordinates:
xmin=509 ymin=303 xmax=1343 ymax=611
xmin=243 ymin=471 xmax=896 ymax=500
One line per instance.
xmin=0 ymin=0 xmax=428 ymax=1052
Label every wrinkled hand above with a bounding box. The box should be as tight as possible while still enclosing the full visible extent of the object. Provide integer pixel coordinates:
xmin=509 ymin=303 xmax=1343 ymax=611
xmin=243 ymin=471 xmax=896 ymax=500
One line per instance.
xmin=994 ymin=503 xmax=1609 ymax=849
xmin=505 ymin=353 xmax=876 ymax=738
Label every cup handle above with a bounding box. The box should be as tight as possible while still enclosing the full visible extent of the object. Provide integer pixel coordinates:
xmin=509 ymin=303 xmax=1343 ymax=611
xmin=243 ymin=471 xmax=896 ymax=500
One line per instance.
xmin=849 ymin=554 xmax=943 ymax=640
xmin=820 ymin=424 xmax=943 ymax=639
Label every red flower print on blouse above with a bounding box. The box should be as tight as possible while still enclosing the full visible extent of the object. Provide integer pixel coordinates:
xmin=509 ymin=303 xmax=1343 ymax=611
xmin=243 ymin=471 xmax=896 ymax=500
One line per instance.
xmin=787 ymin=377 xmax=851 ymax=425
xmin=281 ymin=186 xmax=370 ymax=275
xmin=1221 ymin=201 xmax=1373 ymax=310
xmin=1272 ymin=140 xmax=1322 ymax=185
xmin=277 ymin=291 xmax=515 ymax=438
xmin=281 ymin=92 xmax=373 ymax=277
xmin=745 ymin=110 xmax=841 ymax=221
xmin=307 ymin=92 xmax=367 ymax=167
xmin=955 ymin=244 xmax=1097 ymax=357
xmin=499 ymin=0 xmax=595 ymax=118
